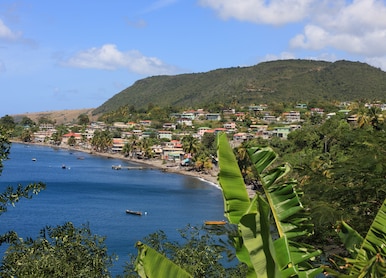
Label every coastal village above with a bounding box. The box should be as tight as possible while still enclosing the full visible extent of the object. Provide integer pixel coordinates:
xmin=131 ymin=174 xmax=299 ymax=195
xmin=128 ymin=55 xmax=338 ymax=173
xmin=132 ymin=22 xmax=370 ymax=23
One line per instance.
xmin=26 ymin=101 xmax=386 ymax=170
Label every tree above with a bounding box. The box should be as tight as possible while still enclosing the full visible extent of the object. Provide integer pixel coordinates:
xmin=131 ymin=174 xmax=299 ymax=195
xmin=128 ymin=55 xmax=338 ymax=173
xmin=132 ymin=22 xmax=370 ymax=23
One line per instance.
xmin=325 ymin=199 xmax=386 ymax=277
xmin=20 ymin=128 xmax=33 ymax=142
xmin=0 ymin=222 xmax=116 ymax=278
xmin=67 ymin=135 xmax=76 ymax=146
xmin=0 ymin=115 xmax=15 ymax=130
xmin=91 ymin=130 xmax=113 ymax=152
xmin=181 ymin=135 xmax=199 ymax=157
xmin=127 ymin=225 xmax=247 ymax=277
xmin=78 ymin=113 xmax=90 ymax=126
xmin=19 ymin=116 xmax=36 ymax=128
xmin=201 ymin=132 xmax=216 ymax=156
xmin=37 ymin=116 xmax=55 ymax=125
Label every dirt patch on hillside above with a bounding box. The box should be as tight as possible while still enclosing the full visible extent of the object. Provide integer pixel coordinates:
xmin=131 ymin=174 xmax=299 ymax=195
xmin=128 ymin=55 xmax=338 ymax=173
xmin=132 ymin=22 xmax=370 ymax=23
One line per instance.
xmin=12 ymin=108 xmax=98 ymax=125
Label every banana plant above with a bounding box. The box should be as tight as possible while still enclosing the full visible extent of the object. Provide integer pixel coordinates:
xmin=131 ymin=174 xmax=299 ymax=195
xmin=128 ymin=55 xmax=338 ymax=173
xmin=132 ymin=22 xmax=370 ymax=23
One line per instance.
xmin=217 ymin=133 xmax=322 ymax=277
xmin=133 ymin=133 xmax=322 ymax=277
xmin=135 ymin=241 xmax=192 ymax=278
xmin=326 ymin=198 xmax=386 ymax=277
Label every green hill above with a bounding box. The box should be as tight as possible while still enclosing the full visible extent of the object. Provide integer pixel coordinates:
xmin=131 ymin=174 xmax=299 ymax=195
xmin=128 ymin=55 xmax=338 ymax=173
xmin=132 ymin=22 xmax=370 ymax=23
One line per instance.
xmin=93 ymin=59 xmax=386 ymax=115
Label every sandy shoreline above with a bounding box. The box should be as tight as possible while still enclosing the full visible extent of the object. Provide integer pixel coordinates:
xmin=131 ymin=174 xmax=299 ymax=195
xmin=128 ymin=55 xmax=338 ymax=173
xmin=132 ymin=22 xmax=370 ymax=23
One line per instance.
xmin=11 ymin=141 xmax=221 ymax=187
xmin=12 ymin=141 xmax=256 ymax=196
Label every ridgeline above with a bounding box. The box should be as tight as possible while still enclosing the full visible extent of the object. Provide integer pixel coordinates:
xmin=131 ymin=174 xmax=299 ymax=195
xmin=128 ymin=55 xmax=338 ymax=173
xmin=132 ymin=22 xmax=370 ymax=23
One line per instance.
xmin=93 ymin=59 xmax=386 ymax=115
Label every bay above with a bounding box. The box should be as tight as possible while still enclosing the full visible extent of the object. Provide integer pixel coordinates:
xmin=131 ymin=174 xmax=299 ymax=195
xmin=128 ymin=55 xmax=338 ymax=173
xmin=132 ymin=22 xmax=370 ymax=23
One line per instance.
xmin=0 ymin=143 xmax=225 ymax=275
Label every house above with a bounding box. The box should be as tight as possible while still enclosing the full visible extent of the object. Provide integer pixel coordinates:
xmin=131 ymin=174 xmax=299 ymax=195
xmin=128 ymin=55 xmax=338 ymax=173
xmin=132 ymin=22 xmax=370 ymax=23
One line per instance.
xmin=233 ymin=132 xmax=248 ymax=141
xmin=164 ymin=140 xmax=183 ymax=148
xmin=282 ymin=111 xmax=301 ymax=123
xmin=213 ymin=128 xmax=227 ymax=134
xmin=235 ymin=112 xmax=245 ymax=121
xmin=197 ymin=127 xmax=212 ymax=137
xmin=262 ymin=115 xmax=277 ymax=123
xmin=206 ymin=113 xmax=221 ymax=121
xmin=132 ymin=130 xmax=143 ymax=139
xmin=162 ymin=123 xmax=176 ymax=130
xmin=310 ymin=107 xmax=324 ymax=115
xmin=271 ymin=127 xmax=291 ymax=139
xmin=249 ymin=105 xmax=267 ymax=112
xmin=180 ymin=112 xmax=195 ymax=120
xmin=62 ymin=132 xmax=82 ymax=145
xmin=295 ymin=103 xmax=307 ymax=109
xmin=111 ymin=138 xmax=128 ymax=152
xmin=113 ymin=122 xmax=130 ymax=129
xmin=176 ymin=118 xmax=193 ymax=127
xmin=223 ymin=122 xmax=236 ymax=130
xmin=33 ymin=130 xmax=56 ymax=143
xmin=162 ymin=147 xmax=184 ymax=162
xmin=139 ymin=120 xmax=152 ymax=126
xmin=222 ymin=108 xmax=235 ymax=115
xmin=158 ymin=130 xmax=173 ymax=140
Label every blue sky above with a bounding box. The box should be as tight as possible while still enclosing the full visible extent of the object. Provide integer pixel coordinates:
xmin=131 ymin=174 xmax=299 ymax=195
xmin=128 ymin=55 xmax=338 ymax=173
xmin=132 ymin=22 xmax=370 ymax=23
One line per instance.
xmin=1 ymin=0 xmax=386 ymax=115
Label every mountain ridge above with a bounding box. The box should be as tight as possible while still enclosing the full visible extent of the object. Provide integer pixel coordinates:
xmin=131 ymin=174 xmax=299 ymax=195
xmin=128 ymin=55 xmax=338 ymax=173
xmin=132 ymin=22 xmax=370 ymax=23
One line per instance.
xmin=93 ymin=59 xmax=386 ymax=115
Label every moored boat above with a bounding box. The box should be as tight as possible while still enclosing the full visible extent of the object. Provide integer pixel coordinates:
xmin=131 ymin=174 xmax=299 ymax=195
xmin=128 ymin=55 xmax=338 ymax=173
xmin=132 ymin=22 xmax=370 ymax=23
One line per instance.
xmin=204 ymin=220 xmax=227 ymax=225
xmin=126 ymin=210 xmax=142 ymax=216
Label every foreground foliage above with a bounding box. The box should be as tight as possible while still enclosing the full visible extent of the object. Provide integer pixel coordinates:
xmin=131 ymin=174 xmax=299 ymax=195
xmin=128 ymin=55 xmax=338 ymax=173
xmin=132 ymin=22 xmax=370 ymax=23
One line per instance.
xmin=132 ymin=133 xmax=322 ymax=277
xmin=325 ymin=198 xmax=386 ymax=277
xmin=0 ymin=222 xmax=116 ymax=278
xmin=217 ymin=133 xmax=322 ymax=277
xmin=124 ymin=225 xmax=246 ymax=277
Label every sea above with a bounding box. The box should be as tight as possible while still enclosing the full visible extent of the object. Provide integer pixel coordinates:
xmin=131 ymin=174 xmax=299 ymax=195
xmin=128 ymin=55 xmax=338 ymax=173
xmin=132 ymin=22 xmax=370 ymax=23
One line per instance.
xmin=0 ymin=143 xmax=225 ymax=276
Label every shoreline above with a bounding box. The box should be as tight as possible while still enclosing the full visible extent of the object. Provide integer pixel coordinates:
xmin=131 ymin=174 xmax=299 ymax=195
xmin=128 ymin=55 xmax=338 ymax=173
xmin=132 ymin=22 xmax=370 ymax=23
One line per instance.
xmin=12 ymin=141 xmax=255 ymax=196
xmin=11 ymin=140 xmax=221 ymax=187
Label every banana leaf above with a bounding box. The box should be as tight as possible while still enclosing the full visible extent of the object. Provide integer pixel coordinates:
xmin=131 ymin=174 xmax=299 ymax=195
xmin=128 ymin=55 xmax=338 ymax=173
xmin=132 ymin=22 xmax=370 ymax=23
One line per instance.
xmin=217 ymin=133 xmax=250 ymax=224
xmin=247 ymin=146 xmax=322 ymax=277
xmin=217 ymin=133 xmax=258 ymax=277
xmin=239 ymin=194 xmax=280 ymax=278
xmin=337 ymin=220 xmax=364 ymax=257
xmin=347 ymin=198 xmax=386 ymax=277
xmin=135 ymin=241 xmax=192 ymax=278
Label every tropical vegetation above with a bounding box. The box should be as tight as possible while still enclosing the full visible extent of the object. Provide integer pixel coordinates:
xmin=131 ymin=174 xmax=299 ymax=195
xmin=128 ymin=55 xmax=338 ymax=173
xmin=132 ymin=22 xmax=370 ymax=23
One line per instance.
xmin=130 ymin=133 xmax=386 ymax=277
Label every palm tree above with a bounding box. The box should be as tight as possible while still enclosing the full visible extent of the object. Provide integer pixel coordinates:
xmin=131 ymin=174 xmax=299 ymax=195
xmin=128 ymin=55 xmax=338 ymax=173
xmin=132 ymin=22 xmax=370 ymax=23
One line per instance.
xmin=91 ymin=130 xmax=112 ymax=152
xmin=181 ymin=135 xmax=199 ymax=157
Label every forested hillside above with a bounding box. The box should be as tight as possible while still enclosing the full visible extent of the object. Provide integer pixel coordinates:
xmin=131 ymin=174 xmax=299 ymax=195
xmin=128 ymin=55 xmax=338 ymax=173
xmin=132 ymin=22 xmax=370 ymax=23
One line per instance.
xmin=93 ymin=59 xmax=386 ymax=115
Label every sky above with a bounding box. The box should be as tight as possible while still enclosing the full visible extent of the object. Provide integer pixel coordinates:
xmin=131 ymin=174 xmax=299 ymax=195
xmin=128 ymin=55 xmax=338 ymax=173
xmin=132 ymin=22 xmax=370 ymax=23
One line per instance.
xmin=1 ymin=0 xmax=386 ymax=116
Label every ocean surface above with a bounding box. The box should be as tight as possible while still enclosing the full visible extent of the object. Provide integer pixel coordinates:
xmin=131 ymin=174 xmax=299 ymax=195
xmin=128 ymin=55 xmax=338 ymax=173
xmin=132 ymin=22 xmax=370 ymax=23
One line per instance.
xmin=0 ymin=143 xmax=225 ymax=275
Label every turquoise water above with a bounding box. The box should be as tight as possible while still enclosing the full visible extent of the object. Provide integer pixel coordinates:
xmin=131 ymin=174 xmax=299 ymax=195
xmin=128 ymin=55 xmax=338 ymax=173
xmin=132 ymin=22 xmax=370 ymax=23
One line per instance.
xmin=0 ymin=143 xmax=225 ymax=275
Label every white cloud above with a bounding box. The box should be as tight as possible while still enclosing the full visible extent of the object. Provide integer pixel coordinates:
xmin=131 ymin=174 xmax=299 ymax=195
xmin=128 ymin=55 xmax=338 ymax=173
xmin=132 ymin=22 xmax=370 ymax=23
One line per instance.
xmin=0 ymin=18 xmax=21 ymax=41
xmin=365 ymin=56 xmax=386 ymax=71
xmin=199 ymin=0 xmax=315 ymax=25
xmin=63 ymin=44 xmax=178 ymax=75
xmin=290 ymin=0 xmax=386 ymax=57
xmin=200 ymin=0 xmax=386 ymax=69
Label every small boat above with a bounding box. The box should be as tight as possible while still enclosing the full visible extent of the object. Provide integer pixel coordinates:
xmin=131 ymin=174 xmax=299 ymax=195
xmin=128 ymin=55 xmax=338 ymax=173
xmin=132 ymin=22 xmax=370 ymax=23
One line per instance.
xmin=62 ymin=164 xmax=66 ymax=169
xmin=126 ymin=210 xmax=142 ymax=216
xmin=32 ymin=158 xmax=37 ymax=161
xmin=204 ymin=220 xmax=227 ymax=225
xmin=112 ymin=165 xmax=122 ymax=170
